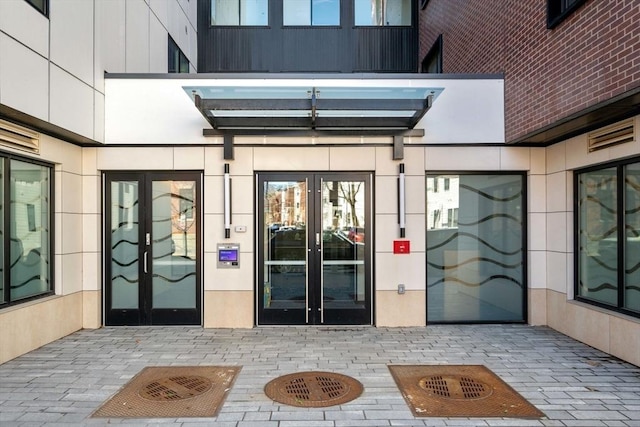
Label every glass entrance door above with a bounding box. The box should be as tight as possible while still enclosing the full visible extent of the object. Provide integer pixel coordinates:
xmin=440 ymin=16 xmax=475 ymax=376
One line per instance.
xmin=257 ymin=173 xmax=372 ymax=325
xmin=105 ymin=172 xmax=201 ymax=326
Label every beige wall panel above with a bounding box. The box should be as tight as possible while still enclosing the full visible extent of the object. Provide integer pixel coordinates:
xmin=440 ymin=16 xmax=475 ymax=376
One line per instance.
xmin=528 ymin=250 xmax=547 ymax=289
xmin=204 ymin=213 xmax=253 ymax=253
xmin=203 ymin=252 xmax=253 ymax=291
xmin=82 ymin=175 xmax=100 ymax=215
xmin=375 ymin=176 xmax=397 ymax=214
xmin=499 ymin=147 xmax=531 ymax=170
xmin=96 ymin=147 xmax=174 ymax=170
xmin=82 ymin=251 xmax=100 ymax=292
xmin=329 ymin=146 xmax=376 ymax=170
xmin=253 ymin=147 xmax=330 ymax=170
xmin=609 ymin=316 xmax=640 ymax=367
xmin=375 ymin=252 xmax=425 ymax=291
xmin=546 ymin=143 xmax=566 ymax=174
xmin=204 ymin=290 xmax=254 ymax=328
xmin=376 ymin=290 xmax=425 ymax=327
xmin=547 ymin=212 xmax=567 ymax=252
xmin=405 ymin=175 xmax=425 ymax=214
xmin=530 ymin=147 xmax=546 ymax=175
xmin=546 ymin=252 xmax=568 ymax=294
xmin=61 ymin=213 xmax=83 ymax=255
xmin=528 ymin=212 xmax=546 ymax=251
xmin=205 ymin=146 xmax=253 ymax=176
xmin=204 ymin=175 xmax=222 ymax=214
xmin=375 ymin=213 xmax=425 ymax=253
xmin=37 ymin=135 xmax=83 ymax=175
xmin=82 ymin=290 xmax=102 ymax=329
xmin=546 ymin=171 xmax=567 ymax=213
xmin=174 ymin=146 xmax=205 ymax=170
xmin=82 ymin=147 xmax=98 ymax=175
xmin=61 ymin=253 xmax=84 ymax=295
xmin=0 ymin=294 xmax=82 ymax=364
xmin=231 ymin=176 xmax=255 ymax=214
xmin=528 ymin=174 xmax=546 ymax=213
xmin=61 ymin=172 xmax=83 ymax=214
xmin=425 ymin=146 xmax=501 ymax=170
xmin=528 ymin=288 xmax=547 ymax=325
xmin=375 ymin=146 xmax=425 ymax=176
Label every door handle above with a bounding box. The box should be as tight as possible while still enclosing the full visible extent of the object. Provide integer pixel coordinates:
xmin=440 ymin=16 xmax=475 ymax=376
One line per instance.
xmin=143 ymin=251 xmax=148 ymax=273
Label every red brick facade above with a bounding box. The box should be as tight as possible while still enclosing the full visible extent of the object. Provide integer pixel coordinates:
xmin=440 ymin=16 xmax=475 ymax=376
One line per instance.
xmin=419 ymin=0 xmax=640 ymax=143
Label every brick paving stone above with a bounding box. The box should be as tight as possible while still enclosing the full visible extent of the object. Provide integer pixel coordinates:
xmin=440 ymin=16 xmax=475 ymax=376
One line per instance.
xmin=0 ymin=325 xmax=639 ymax=426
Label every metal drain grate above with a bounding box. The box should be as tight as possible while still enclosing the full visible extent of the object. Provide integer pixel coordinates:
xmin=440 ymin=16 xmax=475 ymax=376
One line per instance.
xmin=419 ymin=375 xmax=493 ymax=400
xmin=265 ymin=371 xmax=363 ymax=408
xmin=389 ymin=365 xmax=545 ymax=418
xmin=92 ymin=366 xmax=241 ymax=418
xmin=139 ymin=375 xmax=212 ymax=401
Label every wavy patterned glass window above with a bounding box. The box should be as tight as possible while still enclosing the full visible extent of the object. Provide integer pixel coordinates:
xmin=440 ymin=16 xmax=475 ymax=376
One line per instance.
xmin=426 ymin=173 xmax=526 ymax=323
xmin=0 ymin=156 xmax=52 ymax=306
xmin=576 ymin=158 xmax=640 ymax=316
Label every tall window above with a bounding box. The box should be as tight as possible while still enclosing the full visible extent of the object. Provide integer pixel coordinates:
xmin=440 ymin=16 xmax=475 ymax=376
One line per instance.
xmin=0 ymin=155 xmax=52 ymax=306
xmin=426 ymin=173 xmax=526 ymax=322
xmin=355 ymin=0 xmax=411 ymax=26
xmin=547 ymin=0 xmax=586 ymax=28
xmin=168 ymin=37 xmax=189 ymax=73
xmin=211 ymin=0 xmax=268 ymax=25
xmin=25 ymin=0 xmax=47 ymax=16
xmin=284 ymin=0 xmax=340 ymax=26
xmin=421 ymin=34 xmax=443 ymax=73
xmin=576 ymin=158 xmax=640 ymax=316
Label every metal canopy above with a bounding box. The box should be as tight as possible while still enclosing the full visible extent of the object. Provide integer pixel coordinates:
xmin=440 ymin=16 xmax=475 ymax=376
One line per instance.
xmin=184 ymin=85 xmax=442 ymax=136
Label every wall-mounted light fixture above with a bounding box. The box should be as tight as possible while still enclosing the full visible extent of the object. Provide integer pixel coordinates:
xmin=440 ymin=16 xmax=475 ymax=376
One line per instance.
xmin=224 ymin=163 xmax=231 ymax=238
xmin=398 ymin=163 xmax=406 ymax=238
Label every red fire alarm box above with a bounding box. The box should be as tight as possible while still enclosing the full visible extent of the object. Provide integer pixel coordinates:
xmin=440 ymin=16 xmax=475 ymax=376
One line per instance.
xmin=393 ymin=240 xmax=410 ymax=254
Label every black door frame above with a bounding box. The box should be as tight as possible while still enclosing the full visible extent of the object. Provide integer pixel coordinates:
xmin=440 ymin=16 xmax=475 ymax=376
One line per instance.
xmin=256 ymin=172 xmax=373 ymax=325
xmin=103 ymin=171 xmax=202 ymax=326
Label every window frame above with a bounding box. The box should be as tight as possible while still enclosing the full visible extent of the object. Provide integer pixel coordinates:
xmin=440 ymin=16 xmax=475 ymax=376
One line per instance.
xmin=574 ymin=156 xmax=640 ymax=318
xmin=547 ymin=0 xmax=587 ymax=29
xmin=0 ymin=152 xmax=54 ymax=308
xmin=25 ymin=0 xmax=48 ymax=17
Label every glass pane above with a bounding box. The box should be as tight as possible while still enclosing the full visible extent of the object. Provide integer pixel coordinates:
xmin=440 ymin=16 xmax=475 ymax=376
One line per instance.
xmin=578 ymin=168 xmax=618 ymax=306
xmin=322 ymin=180 xmax=366 ymax=310
xmin=284 ymin=0 xmax=311 ymax=25
xmin=313 ymin=0 xmax=340 ymax=25
xmin=110 ymin=181 xmax=139 ymax=309
xmin=355 ymin=0 xmax=410 ymax=25
xmin=10 ymin=160 xmax=51 ymax=301
xmin=427 ymin=174 xmax=525 ymax=322
xmin=152 ymin=181 xmax=197 ymax=309
xmin=263 ymin=180 xmax=307 ymax=311
xmin=625 ymin=163 xmax=640 ymax=312
xmin=241 ymin=0 xmax=268 ymax=25
xmin=212 ymin=0 xmax=239 ymax=25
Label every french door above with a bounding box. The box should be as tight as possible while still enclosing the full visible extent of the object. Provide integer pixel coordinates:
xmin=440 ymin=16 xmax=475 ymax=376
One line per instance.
xmin=104 ymin=172 xmax=201 ymax=325
xmin=257 ymin=172 xmax=372 ymax=325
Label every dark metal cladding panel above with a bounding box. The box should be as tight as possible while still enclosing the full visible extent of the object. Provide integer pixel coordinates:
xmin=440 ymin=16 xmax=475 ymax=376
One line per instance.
xmin=354 ymin=27 xmax=417 ymax=72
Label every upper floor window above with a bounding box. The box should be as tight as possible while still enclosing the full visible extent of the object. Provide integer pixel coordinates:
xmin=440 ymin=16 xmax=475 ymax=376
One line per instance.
xmin=168 ymin=37 xmax=189 ymax=73
xmin=547 ymin=0 xmax=587 ymax=29
xmin=355 ymin=0 xmax=411 ymax=26
xmin=421 ymin=34 xmax=442 ymax=73
xmin=211 ymin=0 xmax=268 ymax=26
xmin=25 ymin=0 xmax=47 ymax=16
xmin=575 ymin=157 xmax=640 ymax=317
xmin=284 ymin=0 xmax=340 ymax=26
xmin=0 ymin=155 xmax=53 ymax=308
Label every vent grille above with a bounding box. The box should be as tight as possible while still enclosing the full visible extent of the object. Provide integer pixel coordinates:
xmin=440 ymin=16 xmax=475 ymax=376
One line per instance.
xmin=0 ymin=119 xmax=40 ymax=153
xmin=588 ymin=119 xmax=635 ymax=152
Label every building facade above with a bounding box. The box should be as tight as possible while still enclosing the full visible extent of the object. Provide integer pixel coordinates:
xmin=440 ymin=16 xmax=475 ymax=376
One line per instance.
xmin=420 ymin=0 xmax=640 ymax=364
xmin=0 ymin=0 xmax=638 ymax=368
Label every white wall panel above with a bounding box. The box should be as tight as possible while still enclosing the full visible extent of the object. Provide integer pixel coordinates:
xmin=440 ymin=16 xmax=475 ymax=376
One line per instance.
xmin=0 ymin=0 xmax=49 ymax=57
xmin=97 ymin=0 xmax=126 ymax=75
xmin=49 ymin=65 xmax=94 ymax=138
xmin=0 ymin=34 xmax=49 ymax=120
xmin=50 ymin=0 xmax=94 ymax=86
xmin=125 ymin=0 xmax=150 ymax=72
xmin=149 ymin=14 xmax=167 ymax=72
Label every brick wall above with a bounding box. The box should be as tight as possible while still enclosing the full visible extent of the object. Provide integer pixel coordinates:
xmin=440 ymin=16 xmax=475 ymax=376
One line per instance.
xmin=419 ymin=0 xmax=640 ymax=142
